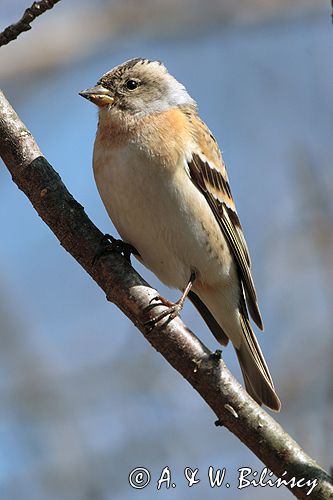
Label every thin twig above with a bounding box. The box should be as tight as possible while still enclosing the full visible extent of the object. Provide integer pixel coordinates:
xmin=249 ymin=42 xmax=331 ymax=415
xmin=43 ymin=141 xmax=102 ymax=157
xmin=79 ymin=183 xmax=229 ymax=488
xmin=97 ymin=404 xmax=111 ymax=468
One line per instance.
xmin=0 ymin=0 xmax=61 ymax=48
xmin=0 ymin=91 xmax=332 ymax=499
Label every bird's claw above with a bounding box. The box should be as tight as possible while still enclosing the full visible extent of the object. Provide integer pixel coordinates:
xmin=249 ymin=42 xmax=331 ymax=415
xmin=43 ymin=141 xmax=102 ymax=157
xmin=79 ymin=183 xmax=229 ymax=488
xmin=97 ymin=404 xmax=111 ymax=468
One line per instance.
xmin=92 ymin=234 xmax=139 ymax=265
xmin=149 ymin=295 xmax=174 ymax=308
xmin=210 ymin=349 xmax=222 ymax=361
xmin=144 ymin=302 xmax=182 ymax=329
xmin=144 ymin=273 xmax=195 ymax=329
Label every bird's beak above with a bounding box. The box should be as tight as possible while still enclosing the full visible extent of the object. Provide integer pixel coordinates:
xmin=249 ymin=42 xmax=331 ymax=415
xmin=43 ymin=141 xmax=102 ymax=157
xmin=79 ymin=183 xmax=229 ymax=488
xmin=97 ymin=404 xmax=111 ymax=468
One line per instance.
xmin=79 ymin=84 xmax=114 ymax=107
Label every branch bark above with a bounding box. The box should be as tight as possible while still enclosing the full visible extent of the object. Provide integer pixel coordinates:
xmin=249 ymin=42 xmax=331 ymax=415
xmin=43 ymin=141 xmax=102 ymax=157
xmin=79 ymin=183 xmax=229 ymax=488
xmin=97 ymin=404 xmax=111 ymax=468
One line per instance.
xmin=0 ymin=0 xmax=61 ymax=48
xmin=0 ymin=90 xmax=332 ymax=499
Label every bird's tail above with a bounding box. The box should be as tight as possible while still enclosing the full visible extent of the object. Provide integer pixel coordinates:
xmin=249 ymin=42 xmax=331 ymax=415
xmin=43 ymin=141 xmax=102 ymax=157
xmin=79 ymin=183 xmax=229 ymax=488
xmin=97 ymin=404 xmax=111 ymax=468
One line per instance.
xmin=236 ymin=310 xmax=281 ymax=411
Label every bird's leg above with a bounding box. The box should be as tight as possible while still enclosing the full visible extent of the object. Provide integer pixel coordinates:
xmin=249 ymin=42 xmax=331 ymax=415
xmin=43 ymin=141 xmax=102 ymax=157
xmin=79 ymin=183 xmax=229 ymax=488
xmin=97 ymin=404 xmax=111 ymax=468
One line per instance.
xmin=145 ymin=271 xmax=196 ymax=327
xmin=92 ymin=233 xmax=140 ymax=265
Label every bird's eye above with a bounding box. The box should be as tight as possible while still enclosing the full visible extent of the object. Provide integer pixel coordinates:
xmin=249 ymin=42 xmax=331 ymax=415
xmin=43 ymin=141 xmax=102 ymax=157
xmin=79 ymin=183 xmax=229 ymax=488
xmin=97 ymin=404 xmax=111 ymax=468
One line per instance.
xmin=126 ymin=80 xmax=139 ymax=90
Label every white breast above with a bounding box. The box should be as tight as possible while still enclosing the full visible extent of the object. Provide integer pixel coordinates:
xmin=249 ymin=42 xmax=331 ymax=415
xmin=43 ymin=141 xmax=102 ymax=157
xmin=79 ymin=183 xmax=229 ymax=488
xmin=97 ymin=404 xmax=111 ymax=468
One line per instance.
xmin=93 ymin=142 xmax=233 ymax=290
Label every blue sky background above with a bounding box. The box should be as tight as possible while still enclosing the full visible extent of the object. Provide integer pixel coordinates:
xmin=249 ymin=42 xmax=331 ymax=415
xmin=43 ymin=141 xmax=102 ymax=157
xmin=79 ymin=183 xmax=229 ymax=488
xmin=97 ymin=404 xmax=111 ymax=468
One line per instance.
xmin=0 ymin=1 xmax=332 ymax=499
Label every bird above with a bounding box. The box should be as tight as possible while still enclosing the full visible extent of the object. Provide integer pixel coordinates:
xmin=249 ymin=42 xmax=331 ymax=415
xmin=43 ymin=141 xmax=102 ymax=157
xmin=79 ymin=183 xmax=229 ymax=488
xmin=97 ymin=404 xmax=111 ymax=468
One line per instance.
xmin=79 ymin=57 xmax=281 ymax=411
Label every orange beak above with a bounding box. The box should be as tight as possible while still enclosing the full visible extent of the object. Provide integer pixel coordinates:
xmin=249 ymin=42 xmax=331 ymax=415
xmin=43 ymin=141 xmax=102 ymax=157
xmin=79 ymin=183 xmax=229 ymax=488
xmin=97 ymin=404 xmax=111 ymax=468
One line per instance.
xmin=79 ymin=84 xmax=114 ymax=107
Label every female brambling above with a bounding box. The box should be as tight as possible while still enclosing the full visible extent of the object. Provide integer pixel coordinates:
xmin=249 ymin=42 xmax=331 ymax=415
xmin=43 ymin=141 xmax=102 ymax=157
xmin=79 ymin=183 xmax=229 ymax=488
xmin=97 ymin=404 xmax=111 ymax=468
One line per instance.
xmin=80 ymin=58 xmax=281 ymax=411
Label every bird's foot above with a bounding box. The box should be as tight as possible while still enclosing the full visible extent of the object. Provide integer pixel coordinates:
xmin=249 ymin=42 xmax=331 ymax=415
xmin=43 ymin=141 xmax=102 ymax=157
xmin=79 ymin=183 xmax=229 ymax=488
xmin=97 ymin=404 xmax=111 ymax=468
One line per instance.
xmin=144 ymin=271 xmax=196 ymax=329
xmin=144 ymin=294 xmax=185 ymax=328
xmin=92 ymin=233 xmax=139 ymax=265
xmin=210 ymin=349 xmax=222 ymax=361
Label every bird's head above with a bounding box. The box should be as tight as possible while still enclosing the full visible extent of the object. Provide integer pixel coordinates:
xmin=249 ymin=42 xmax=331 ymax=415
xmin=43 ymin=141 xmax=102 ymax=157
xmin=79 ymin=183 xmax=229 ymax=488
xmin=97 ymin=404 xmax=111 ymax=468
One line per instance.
xmin=79 ymin=58 xmax=195 ymax=116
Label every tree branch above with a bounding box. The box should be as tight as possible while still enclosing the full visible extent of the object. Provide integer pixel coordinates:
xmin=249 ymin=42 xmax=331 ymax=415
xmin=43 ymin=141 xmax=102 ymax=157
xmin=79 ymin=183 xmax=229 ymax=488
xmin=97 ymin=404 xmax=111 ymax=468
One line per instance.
xmin=0 ymin=90 xmax=332 ymax=499
xmin=0 ymin=0 xmax=61 ymax=48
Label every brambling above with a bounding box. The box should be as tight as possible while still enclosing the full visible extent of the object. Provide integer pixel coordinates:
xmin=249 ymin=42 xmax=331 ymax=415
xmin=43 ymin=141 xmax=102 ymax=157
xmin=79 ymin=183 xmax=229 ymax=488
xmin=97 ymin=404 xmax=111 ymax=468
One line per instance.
xmin=80 ymin=58 xmax=281 ymax=411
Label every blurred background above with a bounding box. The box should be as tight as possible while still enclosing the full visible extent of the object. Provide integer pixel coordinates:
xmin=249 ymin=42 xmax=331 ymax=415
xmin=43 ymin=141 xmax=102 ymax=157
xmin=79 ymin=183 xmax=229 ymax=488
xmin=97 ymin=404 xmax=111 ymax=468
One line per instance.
xmin=0 ymin=0 xmax=332 ymax=498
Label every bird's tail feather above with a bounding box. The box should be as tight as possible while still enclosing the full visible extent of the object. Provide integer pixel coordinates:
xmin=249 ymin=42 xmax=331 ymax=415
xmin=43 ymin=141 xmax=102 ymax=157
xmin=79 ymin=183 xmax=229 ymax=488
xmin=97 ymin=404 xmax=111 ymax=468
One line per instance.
xmin=236 ymin=311 xmax=281 ymax=411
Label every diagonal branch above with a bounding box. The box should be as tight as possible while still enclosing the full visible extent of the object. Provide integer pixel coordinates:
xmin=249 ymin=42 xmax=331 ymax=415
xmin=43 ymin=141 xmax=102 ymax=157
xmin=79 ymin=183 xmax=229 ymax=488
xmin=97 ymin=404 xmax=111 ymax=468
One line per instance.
xmin=0 ymin=90 xmax=332 ymax=499
xmin=0 ymin=0 xmax=61 ymax=48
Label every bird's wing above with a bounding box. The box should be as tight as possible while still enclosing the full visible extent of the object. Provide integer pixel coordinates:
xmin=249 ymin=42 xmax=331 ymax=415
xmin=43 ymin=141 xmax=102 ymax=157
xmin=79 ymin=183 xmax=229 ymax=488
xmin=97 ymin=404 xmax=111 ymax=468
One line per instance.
xmin=186 ymin=115 xmax=263 ymax=330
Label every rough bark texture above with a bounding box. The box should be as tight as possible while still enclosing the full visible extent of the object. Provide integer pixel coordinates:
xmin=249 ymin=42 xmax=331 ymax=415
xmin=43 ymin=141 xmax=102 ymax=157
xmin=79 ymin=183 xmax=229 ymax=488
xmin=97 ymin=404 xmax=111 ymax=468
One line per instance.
xmin=0 ymin=90 xmax=332 ymax=499
xmin=0 ymin=0 xmax=61 ymax=47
